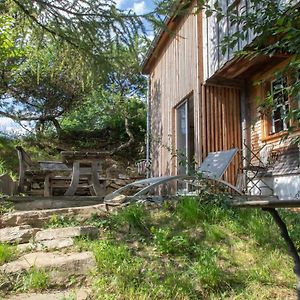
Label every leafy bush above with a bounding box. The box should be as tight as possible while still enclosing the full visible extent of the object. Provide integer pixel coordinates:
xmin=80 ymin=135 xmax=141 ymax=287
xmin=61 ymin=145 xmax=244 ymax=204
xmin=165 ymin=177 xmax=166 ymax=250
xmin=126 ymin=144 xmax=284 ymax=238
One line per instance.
xmin=0 ymin=200 xmax=15 ymax=215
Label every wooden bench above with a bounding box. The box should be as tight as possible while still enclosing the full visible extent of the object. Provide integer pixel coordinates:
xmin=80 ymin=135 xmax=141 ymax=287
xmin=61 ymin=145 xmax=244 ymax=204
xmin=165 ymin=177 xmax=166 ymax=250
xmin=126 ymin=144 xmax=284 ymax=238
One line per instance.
xmin=16 ymin=146 xmax=71 ymax=197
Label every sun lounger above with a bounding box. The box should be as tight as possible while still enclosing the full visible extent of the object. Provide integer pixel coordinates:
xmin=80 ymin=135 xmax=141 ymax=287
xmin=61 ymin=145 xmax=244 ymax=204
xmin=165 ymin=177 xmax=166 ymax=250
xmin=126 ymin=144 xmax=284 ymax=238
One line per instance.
xmin=106 ymin=148 xmax=242 ymax=199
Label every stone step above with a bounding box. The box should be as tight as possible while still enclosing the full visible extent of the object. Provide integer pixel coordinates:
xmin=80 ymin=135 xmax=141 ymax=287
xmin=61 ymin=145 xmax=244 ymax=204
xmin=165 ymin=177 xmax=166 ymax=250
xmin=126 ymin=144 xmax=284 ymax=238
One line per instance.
xmin=19 ymin=226 xmax=99 ymax=251
xmin=0 ymin=226 xmax=99 ymax=250
xmin=6 ymin=287 xmax=91 ymax=300
xmin=0 ymin=225 xmax=40 ymax=244
xmin=35 ymin=226 xmax=98 ymax=241
xmin=0 ymin=251 xmax=96 ymax=287
xmin=0 ymin=203 xmax=116 ymax=228
xmin=8 ymin=196 xmax=105 ymax=211
xmin=31 ymin=226 xmax=99 ymax=250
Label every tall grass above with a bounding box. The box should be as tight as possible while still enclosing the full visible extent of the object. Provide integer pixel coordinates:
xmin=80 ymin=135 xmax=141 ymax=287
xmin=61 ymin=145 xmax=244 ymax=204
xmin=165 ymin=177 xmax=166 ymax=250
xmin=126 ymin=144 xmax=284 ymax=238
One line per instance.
xmin=20 ymin=267 xmax=50 ymax=291
xmin=0 ymin=243 xmax=17 ymax=265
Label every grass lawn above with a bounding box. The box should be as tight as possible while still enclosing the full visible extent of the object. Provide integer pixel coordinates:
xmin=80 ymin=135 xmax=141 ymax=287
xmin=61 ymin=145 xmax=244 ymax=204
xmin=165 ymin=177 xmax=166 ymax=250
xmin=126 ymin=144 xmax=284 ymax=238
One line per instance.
xmin=73 ymin=195 xmax=300 ymax=299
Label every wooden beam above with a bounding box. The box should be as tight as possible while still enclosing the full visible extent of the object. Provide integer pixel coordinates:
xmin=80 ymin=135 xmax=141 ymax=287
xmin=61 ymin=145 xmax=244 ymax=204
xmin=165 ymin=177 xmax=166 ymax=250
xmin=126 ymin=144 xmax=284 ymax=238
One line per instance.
xmin=232 ymin=196 xmax=300 ymax=208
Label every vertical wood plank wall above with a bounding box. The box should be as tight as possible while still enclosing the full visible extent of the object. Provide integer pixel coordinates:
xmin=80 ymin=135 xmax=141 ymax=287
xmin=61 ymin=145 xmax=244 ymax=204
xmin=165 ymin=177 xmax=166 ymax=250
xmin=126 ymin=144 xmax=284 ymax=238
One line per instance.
xmin=202 ymin=84 xmax=242 ymax=184
xmin=150 ymin=12 xmax=200 ymax=177
xmin=203 ymin=0 xmax=257 ymax=80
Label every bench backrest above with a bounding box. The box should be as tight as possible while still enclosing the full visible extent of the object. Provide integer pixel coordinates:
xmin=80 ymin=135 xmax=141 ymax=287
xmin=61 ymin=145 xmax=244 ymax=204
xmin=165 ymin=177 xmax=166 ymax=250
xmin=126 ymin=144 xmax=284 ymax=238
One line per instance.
xmin=198 ymin=148 xmax=238 ymax=179
xmin=16 ymin=146 xmax=33 ymax=168
xmin=16 ymin=146 xmax=34 ymax=192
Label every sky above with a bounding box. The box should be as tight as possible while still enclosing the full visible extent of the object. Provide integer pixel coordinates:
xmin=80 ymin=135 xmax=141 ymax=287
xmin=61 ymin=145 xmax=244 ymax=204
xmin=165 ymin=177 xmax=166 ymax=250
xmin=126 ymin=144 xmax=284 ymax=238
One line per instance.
xmin=116 ymin=0 xmax=155 ymax=15
xmin=0 ymin=0 xmax=157 ymax=136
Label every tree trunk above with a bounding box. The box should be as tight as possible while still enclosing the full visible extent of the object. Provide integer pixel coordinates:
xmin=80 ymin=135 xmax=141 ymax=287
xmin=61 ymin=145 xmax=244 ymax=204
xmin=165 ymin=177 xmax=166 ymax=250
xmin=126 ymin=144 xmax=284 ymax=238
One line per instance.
xmin=111 ymin=116 xmax=134 ymax=154
xmin=51 ymin=117 xmax=62 ymax=137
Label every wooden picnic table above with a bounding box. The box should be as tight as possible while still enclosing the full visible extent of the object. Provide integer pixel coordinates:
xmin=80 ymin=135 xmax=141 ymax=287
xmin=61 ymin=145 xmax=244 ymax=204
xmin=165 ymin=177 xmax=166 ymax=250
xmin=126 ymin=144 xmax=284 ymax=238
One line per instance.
xmin=233 ymin=196 xmax=300 ymax=300
xmin=61 ymin=151 xmax=110 ymax=197
xmin=16 ymin=145 xmax=72 ymax=197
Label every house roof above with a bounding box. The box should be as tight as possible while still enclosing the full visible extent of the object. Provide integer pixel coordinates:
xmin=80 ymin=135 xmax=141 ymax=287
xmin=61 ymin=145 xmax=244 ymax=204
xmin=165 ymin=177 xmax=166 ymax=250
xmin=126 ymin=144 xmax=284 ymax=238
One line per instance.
xmin=140 ymin=15 xmax=172 ymax=74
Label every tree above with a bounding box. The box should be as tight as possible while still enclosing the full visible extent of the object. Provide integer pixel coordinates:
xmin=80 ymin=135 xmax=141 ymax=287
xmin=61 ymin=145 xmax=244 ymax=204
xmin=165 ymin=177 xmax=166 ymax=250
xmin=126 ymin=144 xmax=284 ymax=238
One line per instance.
xmin=60 ymin=39 xmax=148 ymax=153
xmin=0 ymin=0 xmax=147 ymax=134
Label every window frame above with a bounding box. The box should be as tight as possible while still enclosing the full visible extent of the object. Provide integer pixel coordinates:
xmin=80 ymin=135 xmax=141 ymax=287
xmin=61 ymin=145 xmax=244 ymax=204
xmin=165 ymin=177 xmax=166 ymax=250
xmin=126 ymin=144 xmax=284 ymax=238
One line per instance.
xmin=262 ymin=73 xmax=300 ymax=141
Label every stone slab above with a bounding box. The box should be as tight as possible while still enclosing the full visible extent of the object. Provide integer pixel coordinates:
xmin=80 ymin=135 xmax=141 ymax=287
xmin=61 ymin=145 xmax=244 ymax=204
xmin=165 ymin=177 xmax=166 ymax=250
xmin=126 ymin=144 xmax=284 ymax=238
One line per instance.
xmin=10 ymin=196 xmax=104 ymax=211
xmin=0 ymin=251 xmax=96 ymax=277
xmin=0 ymin=226 xmax=40 ymax=244
xmin=16 ymin=238 xmax=74 ymax=252
xmin=35 ymin=226 xmax=98 ymax=241
xmin=7 ymin=287 xmax=91 ymax=300
xmin=0 ymin=203 xmax=116 ymax=228
xmin=36 ymin=237 xmax=74 ymax=250
xmin=104 ymin=193 xmax=128 ymax=203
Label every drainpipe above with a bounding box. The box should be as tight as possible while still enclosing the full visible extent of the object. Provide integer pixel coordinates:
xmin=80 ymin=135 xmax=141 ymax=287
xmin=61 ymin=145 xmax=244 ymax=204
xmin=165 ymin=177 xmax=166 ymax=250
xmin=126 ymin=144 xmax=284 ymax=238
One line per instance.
xmin=241 ymin=80 xmax=251 ymax=168
xmin=146 ymin=76 xmax=151 ymax=178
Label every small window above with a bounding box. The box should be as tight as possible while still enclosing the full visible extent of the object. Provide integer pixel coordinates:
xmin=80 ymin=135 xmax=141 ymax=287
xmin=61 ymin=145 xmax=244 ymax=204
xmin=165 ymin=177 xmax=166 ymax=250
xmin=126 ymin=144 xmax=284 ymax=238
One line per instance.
xmin=270 ymin=77 xmax=289 ymax=134
xmin=263 ymin=72 xmax=300 ymax=140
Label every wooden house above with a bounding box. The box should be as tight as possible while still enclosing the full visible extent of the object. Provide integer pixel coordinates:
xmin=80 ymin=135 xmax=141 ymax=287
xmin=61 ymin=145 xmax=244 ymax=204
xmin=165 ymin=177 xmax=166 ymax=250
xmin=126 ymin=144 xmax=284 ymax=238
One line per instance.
xmin=141 ymin=0 xmax=300 ymax=199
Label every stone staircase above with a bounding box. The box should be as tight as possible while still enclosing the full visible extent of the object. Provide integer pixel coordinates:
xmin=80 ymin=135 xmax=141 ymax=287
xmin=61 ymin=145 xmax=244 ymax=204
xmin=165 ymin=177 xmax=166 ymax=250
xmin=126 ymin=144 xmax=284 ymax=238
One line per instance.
xmin=0 ymin=200 xmax=124 ymax=299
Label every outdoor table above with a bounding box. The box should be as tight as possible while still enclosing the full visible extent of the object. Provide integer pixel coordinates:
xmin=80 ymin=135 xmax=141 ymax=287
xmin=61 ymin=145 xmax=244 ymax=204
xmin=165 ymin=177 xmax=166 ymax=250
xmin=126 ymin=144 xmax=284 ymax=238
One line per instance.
xmin=61 ymin=151 xmax=110 ymax=197
xmin=232 ymin=196 xmax=300 ymax=300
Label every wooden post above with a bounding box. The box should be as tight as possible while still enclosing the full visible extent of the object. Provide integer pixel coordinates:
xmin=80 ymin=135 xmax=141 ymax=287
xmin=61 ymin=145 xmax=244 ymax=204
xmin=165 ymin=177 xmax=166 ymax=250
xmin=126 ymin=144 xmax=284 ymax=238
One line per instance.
xmin=44 ymin=174 xmax=51 ymax=197
xmin=263 ymin=208 xmax=300 ymax=300
xmin=90 ymin=161 xmax=106 ymax=197
xmin=64 ymin=161 xmax=80 ymax=196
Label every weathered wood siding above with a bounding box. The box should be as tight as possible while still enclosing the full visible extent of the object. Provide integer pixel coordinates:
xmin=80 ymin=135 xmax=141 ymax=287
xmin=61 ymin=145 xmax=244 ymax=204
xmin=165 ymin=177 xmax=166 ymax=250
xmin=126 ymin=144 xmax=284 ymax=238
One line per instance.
xmin=203 ymin=0 xmax=255 ymax=80
xmin=149 ymin=12 xmax=200 ymax=177
xmin=248 ymin=61 xmax=300 ymax=168
xmin=202 ymin=0 xmax=294 ymax=80
xmin=201 ymin=84 xmax=242 ymax=184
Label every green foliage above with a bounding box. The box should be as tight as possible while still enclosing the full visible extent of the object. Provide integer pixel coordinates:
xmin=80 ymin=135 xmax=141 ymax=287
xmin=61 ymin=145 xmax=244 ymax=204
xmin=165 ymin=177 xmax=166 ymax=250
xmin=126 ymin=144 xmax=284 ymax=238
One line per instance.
xmin=69 ymin=194 xmax=300 ymax=299
xmin=0 ymin=136 xmax=18 ymax=175
xmin=0 ymin=0 xmax=148 ymax=144
xmin=111 ymin=204 xmax=150 ymax=232
xmin=0 ymin=243 xmax=17 ymax=265
xmin=60 ymin=88 xmax=146 ymax=145
xmin=190 ymin=247 xmax=223 ymax=290
xmin=151 ymin=227 xmax=190 ymax=255
xmin=175 ymin=197 xmax=203 ymax=225
xmin=0 ymin=199 xmax=15 ymax=215
xmin=21 ymin=267 xmax=50 ymax=291
xmin=45 ymin=214 xmax=81 ymax=229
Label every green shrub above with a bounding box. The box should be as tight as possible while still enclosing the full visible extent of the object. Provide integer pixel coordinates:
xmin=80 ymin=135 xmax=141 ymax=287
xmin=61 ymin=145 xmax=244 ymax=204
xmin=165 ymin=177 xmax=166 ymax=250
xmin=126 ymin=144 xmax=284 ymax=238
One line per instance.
xmin=0 ymin=200 xmax=15 ymax=215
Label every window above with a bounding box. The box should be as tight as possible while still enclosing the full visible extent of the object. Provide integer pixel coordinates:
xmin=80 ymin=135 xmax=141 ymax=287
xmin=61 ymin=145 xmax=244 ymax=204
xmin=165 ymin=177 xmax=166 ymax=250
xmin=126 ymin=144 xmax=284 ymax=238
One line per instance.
xmin=176 ymin=97 xmax=194 ymax=175
xmin=263 ymin=73 xmax=300 ymax=139
xmin=270 ymin=77 xmax=289 ymax=134
xmin=175 ymin=96 xmax=195 ymax=193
